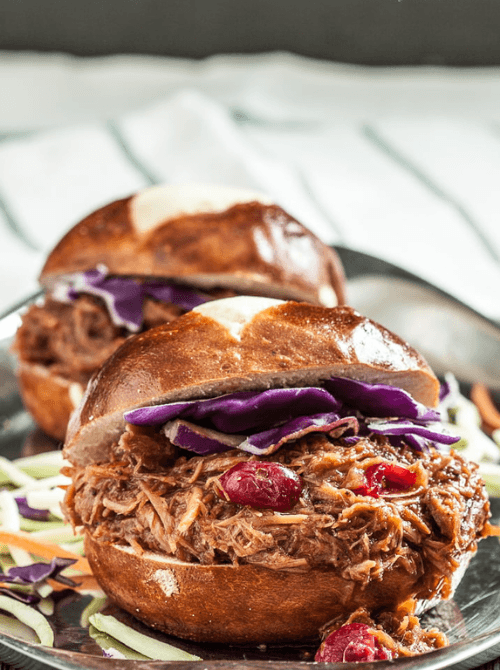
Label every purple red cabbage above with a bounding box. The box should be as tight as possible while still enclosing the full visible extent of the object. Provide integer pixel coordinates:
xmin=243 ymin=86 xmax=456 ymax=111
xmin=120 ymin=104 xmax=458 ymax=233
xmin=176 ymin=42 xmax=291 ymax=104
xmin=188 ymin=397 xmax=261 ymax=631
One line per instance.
xmin=125 ymin=377 xmax=458 ymax=457
xmin=0 ymin=557 xmax=78 ymax=587
xmin=241 ymin=414 xmax=358 ymax=455
xmin=0 ymin=557 xmax=78 ymax=604
xmin=15 ymin=497 xmax=50 ymax=521
xmin=439 ymin=378 xmax=452 ymax=402
xmin=163 ymin=414 xmax=358 ymax=456
xmin=143 ymin=282 xmax=208 ymax=311
xmin=126 ymin=387 xmax=343 ymax=431
xmin=387 ymin=433 xmax=433 ymax=453
xmin=324 ymin=376 xmax=440 ymax=422
xmin=367 ymin=418 xmax=459 ymax=445
xmin=53 ymin=266 xmax=209 ymax=331
xmin=163 ymin=421 xmax=242 ymax=455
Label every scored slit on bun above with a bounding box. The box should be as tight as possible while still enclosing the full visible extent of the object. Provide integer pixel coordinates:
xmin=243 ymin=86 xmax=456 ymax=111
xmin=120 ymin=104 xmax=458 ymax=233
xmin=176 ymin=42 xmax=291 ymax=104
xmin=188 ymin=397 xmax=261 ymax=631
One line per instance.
xmin=11 ymin=184 xmax=345 ymax=441
xmin=62 ymin=297 xmax=492 ymax=650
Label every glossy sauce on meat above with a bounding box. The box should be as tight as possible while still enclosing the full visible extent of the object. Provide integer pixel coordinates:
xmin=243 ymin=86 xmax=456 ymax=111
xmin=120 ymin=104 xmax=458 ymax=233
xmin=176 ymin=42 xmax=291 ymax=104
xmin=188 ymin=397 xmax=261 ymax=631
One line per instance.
xmin=63 ymin=424 xmax=490 ymax=601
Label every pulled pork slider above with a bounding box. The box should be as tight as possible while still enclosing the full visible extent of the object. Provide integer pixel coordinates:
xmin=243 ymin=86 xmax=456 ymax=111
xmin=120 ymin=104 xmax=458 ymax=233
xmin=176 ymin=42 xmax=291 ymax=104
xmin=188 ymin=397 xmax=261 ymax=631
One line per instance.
xmin=62 ymin=297 xmax=491 ymax=649
xmin=12 ymin=184 xmax=345 ymax=441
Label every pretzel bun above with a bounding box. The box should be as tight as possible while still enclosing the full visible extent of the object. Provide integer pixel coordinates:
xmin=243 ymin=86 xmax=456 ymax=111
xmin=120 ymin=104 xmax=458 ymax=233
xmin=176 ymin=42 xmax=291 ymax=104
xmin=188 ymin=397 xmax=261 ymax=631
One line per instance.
xmin=15 ymin=363 xmax=83 ymax=442
xmin=15 ymin=184 xmax=346 ymax=441
xmin=65 ymin=298 xmax=439 ymax=465
xmin=40 ymin=184 xmax=345 ymax=305
xmin=62 ymin=298 xmax=486 ymax=644
xmin=82 ymin=536 xmax=472 ymax=644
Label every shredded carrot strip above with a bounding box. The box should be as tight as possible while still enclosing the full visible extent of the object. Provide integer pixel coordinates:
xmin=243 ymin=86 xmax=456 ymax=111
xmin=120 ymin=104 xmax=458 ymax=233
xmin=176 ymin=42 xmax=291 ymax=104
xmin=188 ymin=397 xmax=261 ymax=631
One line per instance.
xmin=47 ymin=575 xmax=102 ymax=592
xmin=471 ymin=383 xmax=500 ymax=432
xmin=0 ymin=530 xmax=91 ymax=574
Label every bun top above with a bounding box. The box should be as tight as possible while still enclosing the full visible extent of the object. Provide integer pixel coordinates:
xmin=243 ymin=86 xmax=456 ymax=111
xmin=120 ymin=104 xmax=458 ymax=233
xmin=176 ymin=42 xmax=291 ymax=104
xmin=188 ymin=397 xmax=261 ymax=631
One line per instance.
xmin=64 ymin=297 xmax=440 ymax=466
xmin=40 ymin=184 xmax=345 ymax=307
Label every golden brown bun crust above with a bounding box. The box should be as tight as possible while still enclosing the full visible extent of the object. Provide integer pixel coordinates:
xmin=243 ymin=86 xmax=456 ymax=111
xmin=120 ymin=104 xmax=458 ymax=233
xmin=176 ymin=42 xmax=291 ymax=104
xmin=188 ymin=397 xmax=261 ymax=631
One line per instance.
xmin=39 ymin=192 xmax=345 ymax=306
xmin=84 ymin=533 xmax=461 ymax=644
xmin=16 ymin=362 xmax=82 ymax=442
xmin=64 ymin=300 xmax=439 ymax=466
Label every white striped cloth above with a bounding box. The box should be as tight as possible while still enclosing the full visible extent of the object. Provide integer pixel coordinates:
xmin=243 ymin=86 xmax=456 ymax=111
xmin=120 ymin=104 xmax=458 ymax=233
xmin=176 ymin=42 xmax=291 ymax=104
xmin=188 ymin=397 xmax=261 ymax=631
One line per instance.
xmin=1 ymin=51 xmax=499 ymax=322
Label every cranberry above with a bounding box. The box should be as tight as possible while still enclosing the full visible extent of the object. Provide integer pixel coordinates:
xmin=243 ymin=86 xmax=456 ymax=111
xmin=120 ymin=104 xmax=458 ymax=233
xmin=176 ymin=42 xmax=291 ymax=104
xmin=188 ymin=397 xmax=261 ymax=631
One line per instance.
xmin=315 ymin=623 xmax=391 ymax=663
xmin=353 ymin=462 xmax=416 ymax=498
xmin=343 ymin=640 xmax=377 ymax=662
xmin=216 ymin=461 xmax=303 ymax=512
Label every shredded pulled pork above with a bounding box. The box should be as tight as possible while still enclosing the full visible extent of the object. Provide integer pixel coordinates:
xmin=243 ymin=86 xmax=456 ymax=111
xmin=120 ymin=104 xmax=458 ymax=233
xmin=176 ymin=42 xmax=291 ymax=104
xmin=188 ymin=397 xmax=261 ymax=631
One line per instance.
xmin=14 ymin=296 xmax=127 ymax=384
xmin=13 ymin=288 xmax=235 ymax=384
xmin=63 ymin=425 xmax=490 ymax=589
xmin=320 ymin=600 xmax=449 ymax=658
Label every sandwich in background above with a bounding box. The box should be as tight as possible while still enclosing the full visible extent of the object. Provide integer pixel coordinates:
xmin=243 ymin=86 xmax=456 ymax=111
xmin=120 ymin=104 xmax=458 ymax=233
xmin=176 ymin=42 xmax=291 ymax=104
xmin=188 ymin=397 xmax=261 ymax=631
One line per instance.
xmin=12 ymin=184 xmax=345 ymax=441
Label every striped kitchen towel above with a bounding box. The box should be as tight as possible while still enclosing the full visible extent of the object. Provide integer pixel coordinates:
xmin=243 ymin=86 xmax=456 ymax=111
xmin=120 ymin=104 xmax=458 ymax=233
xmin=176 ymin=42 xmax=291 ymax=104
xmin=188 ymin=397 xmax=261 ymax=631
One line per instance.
xmin=0 ymin=51 xmax=499 ymax=321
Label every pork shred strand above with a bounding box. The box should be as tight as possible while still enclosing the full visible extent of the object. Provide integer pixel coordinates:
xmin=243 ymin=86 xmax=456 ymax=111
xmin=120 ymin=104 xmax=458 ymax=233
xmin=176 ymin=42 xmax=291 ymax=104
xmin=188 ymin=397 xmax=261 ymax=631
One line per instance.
xmin=62 ymin=423 xmax=490 ymax=581
xmin=13 ymin=295 xmax=180 ymax=384
xmin=14 ymin=287 xmax=239 ymax=385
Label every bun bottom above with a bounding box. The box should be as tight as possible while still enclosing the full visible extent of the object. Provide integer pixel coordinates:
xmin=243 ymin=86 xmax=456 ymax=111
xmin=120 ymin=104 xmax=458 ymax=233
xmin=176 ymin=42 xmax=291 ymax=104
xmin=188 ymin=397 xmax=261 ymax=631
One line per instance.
xmin=84 ymin=534 xmax=470 ymax=644
xmin=16 ymin=362 xmax=83 ymax=443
